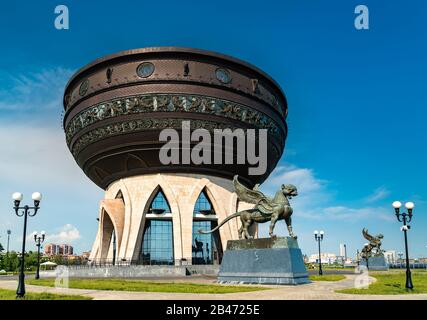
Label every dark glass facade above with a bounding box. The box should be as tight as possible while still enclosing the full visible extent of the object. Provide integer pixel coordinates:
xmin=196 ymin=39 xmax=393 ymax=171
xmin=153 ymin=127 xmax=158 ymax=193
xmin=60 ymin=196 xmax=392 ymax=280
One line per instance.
xmin=141 ymin=219 xmax=174 ymax=265
xmin=150 ymin=189 xmax=171 ymax=212
xmin=192 ymin=190 xmax=223 ymax=265
xmin=141 ymin=189 xmax=174 ymax=265
xmin=193 ymin=191 xmax=211 ymax=213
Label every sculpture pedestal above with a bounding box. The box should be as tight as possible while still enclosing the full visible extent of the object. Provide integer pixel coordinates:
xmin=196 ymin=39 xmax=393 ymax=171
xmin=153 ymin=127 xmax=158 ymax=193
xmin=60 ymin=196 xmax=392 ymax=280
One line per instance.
xmin=218 ymin=237 xmax=310 ymax=285
xmin=360 ymin=255 xmax=389 ymax=271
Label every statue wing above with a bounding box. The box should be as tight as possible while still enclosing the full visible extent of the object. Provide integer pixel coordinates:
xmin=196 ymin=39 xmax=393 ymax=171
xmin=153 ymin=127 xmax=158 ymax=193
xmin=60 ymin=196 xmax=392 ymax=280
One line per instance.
xmin=233 ymin=175 xmax=267 ymax=204
xmin=362 ymin=228 xmax=375 ymax=242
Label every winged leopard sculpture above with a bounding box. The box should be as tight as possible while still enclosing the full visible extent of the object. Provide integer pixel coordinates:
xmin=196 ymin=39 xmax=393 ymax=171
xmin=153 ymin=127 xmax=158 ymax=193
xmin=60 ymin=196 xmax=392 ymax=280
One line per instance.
xmin=198 ymin=175 xmax=298 ymax=239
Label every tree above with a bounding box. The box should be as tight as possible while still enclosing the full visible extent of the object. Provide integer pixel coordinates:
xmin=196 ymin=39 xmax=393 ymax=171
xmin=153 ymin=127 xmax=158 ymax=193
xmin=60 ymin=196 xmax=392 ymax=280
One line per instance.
xmin=0 ymin=243 xmax=4 ymax=253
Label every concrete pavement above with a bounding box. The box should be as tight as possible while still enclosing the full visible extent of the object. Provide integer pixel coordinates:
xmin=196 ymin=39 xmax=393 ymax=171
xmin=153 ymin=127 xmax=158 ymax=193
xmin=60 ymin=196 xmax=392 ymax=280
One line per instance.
xmin=0 ymin=275 xmax=426 ymax=300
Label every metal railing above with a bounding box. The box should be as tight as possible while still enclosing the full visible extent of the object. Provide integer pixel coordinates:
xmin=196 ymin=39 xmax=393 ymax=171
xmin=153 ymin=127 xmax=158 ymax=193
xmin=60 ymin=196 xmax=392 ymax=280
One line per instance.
xmin=388 ymin=262 xmax=427 ymax=269
xmin=62 ymin=258 xmax=199 ymax=269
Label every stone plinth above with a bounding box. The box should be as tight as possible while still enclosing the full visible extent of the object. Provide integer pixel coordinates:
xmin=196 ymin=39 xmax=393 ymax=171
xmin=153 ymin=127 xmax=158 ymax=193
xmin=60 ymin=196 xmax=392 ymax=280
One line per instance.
xmin=360 ymin=255 xmax=389 ymax=271
xmin=218 ymin=237 xmax=310 ymax=285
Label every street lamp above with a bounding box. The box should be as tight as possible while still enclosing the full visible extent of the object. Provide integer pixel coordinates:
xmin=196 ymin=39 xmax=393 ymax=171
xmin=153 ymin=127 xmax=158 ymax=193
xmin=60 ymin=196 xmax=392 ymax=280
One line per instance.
xmin=6 ymin=230 xmax=11 ymax=272
xmin=33 ymin=231 xmax=45 ymax=280
xmin=344 ymin=244 xmax=347 ymax=266
xmin=314 ymin=230 xmax=324 ymax=275
xmin=356 ymin=249 xmax=360 ymax=268
xmin=392 ymin=200 xmax=414 ymax=290
xmin=12 ymin=191 xmax=42 ymax=298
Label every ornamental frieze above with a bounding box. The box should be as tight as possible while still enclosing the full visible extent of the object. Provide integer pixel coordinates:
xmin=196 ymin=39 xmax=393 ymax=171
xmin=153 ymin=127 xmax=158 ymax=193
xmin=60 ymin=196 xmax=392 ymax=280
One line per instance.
xmin=65 ymin=94 xmax=284 ymax=144
xmin=70 ymin=117 xmax=281 ymax=159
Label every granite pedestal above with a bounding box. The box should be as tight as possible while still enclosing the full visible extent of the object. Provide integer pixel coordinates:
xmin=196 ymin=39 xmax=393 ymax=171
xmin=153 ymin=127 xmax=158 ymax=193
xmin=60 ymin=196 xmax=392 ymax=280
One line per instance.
xmin=218 ymin=237 xmax=310 ymax=285
xmin=360 ymin=255 xmax=389 ymax=271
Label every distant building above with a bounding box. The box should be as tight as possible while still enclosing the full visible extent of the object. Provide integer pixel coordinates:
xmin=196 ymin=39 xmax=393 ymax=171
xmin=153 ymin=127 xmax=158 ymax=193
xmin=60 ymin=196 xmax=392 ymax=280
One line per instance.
xmin=339 ymin=244 xmax=347 ymax=259
xmin=308 ymin=253 xmax=337 ymax=264
xmin=60 ymin=244 xmax=74 ymax=255
xmin=302 ymin=254 xmax=309 ymax=263
xmin=44 ymin=243 xmax=74 ymax=256
xmin=44 ymin=243 xmax=60 ymax=255
xmin=82 ymin=251 xmax=91 ymax=260
xmin=384 ymin=250 xmax=396 ymax=264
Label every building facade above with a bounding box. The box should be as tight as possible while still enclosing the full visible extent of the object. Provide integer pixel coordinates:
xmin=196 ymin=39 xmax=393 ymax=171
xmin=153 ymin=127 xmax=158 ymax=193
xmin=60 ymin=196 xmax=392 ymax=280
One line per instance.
xmin=62 ymin=47 xmax=288 ymax=266
xmin=384 ymin=250 xmax=396 ymax=264
xmin=90 ymin=174 xmax=257 ymax=265
xmin=44 ymin=243 xmax=74 ymax=256
xmin=308 ymin=253 xmax=338 ymax=264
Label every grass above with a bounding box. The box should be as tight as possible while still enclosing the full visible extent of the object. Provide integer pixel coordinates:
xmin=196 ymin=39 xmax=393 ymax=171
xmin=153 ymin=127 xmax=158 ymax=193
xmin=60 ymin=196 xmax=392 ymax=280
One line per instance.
xmin=27 ymin=278 xmax=268 ymax=294
xmin=309 ymin=274 xmax=346 ymax=281
xmin=0 ymin=288 xmax=92 ymax=300
xmin=337 ymin=271 xmax=427 ymax=295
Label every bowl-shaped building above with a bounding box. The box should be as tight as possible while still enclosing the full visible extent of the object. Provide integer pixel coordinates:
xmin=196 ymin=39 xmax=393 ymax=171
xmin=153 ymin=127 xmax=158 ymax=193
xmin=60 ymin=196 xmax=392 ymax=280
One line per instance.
xmin=63 ymin=47 xmax=287 ymax=265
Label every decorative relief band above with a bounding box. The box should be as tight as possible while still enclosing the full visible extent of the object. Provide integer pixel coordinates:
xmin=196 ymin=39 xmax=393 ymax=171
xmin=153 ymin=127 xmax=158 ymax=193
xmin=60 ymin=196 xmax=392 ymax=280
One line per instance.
xmin=65 ymin=93 xmax=284 ymax=144
xmin=70 ymin=118 xmax=281 ymax=159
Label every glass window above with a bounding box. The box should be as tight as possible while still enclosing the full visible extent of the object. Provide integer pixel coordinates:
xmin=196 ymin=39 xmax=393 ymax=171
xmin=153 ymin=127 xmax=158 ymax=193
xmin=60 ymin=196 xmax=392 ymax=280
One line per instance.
xmin=136 ymin=62 xmax=155 ymax=78
xmin=192 ymin=220 xmax=223 ymax=265
xmin=150 ymin=189 xmax=171 ymax=213
xmin=193 ymin=190 xmax=213 ymax=215
xmin=141 ymin=220 xmax=174 ymax=265
xmin=192 ymin=190 xmax=223 ymax=265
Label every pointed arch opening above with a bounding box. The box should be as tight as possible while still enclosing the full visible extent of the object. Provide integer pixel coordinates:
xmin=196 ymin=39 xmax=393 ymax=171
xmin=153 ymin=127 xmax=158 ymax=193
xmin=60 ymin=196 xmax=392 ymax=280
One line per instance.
xmin=115 ymin=190 xmax=124 ymax=203
xmin=100 ymin=210 xmax=117 ymax=265
xmin=140 ymin=187 xmax=174 ymax=265
xmin=192 ymin=189 xmax=223 ymax=265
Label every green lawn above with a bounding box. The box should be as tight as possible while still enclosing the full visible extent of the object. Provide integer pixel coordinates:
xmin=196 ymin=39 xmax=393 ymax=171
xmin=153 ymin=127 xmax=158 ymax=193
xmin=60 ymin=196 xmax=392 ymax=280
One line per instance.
xmin=309 ymin=274 xmax=346 ymax=281
xmin=0 ymin=289 xmax=92 ymax=300
xmin=337 ymin=271 xmax=427 ymax=295
xmin=27 ymin=278 xmax=268 ymax=294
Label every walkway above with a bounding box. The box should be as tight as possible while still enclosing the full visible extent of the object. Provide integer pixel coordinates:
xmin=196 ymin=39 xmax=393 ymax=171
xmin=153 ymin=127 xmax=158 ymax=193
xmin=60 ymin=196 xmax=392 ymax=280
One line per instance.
xmin=0 ymin=275 xmax=426 ymax=300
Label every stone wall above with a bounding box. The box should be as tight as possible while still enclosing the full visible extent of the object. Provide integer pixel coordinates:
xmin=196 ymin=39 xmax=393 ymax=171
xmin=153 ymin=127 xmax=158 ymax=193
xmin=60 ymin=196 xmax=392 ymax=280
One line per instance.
xmin=39 ymin=265 xmax=220 ymax=278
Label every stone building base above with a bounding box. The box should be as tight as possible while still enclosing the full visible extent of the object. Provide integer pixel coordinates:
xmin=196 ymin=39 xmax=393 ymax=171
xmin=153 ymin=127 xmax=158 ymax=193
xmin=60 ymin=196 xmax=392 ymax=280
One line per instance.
xmin=89 ymin=173 xmax=254 ymax=265
xmin=218 ymin=237 xmax=310 ymax=285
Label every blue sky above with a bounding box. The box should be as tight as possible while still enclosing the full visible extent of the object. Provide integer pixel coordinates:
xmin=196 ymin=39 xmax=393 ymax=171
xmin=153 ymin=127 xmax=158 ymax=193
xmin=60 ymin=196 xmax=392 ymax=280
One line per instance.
xmin=0 ymin=1 xmax=426 ymax=259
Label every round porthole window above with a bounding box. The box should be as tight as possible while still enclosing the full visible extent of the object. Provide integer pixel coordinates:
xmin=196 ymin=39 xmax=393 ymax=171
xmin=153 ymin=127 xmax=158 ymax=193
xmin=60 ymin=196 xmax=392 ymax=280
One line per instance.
xmin=137 ymin=62 xmax=155 ymax=78
xmin=79 ymin=79 xmax=89 ymax=96
xmin=215 ymin=68 xmax=231 ymax=84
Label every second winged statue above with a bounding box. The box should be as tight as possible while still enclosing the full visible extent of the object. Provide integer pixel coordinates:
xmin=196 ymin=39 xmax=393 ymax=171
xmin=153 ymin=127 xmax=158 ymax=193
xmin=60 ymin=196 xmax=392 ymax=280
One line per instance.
xmin=199 ymin=175 xmax=298 ymax=239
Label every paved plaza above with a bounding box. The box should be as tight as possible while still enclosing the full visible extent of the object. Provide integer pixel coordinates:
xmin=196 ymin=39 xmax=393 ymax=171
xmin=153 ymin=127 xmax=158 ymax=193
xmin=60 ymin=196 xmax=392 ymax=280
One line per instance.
xmin=0 ymin=275 xmax=426 ymax=300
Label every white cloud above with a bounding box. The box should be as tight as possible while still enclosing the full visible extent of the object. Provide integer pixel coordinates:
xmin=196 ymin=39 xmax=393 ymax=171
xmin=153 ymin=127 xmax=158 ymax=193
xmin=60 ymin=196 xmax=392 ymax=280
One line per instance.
xmin=0 ymin=67 xmax=73 ymax=112
xmin=45 ymin=224 xmax=81 ymax=244
xmin=0 ymin=67 xmax=101 ymax=253
xmin=302 ymin=205 xmax=394 ymax=222
xmin=366 ymin=186 xmax=390 ymax=203
xmin=260 ymin=164 xmax=393 ymax=222
xmin=267 ymin=165 xmax=325 ymax=193
xmin=0 ymin=123 xmax=91 ymax=188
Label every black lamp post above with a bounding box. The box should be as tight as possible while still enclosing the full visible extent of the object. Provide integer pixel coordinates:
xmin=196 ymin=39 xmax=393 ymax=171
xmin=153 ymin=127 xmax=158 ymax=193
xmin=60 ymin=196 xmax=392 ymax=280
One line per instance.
xmin=356 ymin=249 xmax=360 ymax=268
xmin=12 ymin=191 xmax=42 ymax=298
xmin=314 ymin=230 xmax=324 ymax=275
xmin=6 ymin=230 xmax=11 ymax=272
xmin=392 ymin=200 xmax=414 ymax=290
xmin=112 ymin=230 xmax=116 ymax=266
xmin=33 ymin=231 xmax=45 ymax=279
